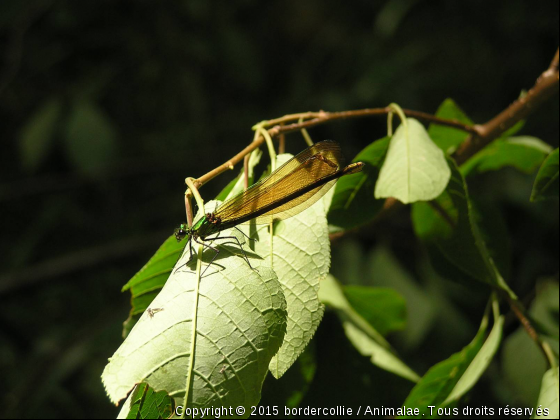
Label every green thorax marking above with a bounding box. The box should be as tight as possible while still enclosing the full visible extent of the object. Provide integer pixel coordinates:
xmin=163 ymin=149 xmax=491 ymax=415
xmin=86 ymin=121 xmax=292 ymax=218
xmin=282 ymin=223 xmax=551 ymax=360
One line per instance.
xmin=192 ymin=213 xmax=222 ymax=239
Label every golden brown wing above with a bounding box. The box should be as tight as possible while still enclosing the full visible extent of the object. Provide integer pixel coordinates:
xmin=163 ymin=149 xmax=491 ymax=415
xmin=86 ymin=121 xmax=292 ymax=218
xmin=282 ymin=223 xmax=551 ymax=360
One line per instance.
xmin=214 ymin=140 xmax=345 ymax=224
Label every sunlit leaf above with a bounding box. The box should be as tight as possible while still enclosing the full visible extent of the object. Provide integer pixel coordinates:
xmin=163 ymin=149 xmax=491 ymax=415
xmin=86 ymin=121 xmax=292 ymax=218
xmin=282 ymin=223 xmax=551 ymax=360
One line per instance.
xmin=122 ymin=154 xmax=264 ymax=336
xmin=103 ymin=238 xmax=287 ymax=415
xmin=121 ymin=235 xmax=185 ymax=337
xmin=375 ymin=119 xmax=451 ymax=204
xmin=247 ymin=153 xmax=331 ymax=379
xmin=533 ymin=367 xmax=559 ymax=419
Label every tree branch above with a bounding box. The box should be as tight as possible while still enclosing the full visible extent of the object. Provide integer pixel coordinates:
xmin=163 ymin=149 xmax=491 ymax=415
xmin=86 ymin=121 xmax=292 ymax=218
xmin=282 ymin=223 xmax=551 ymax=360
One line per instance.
xmin=503 ymin=292 xmax=557 ymax=368
xmin=192 ymin=48 xmax=557 ymax=195
xmin=191 ymin=107 xmax=478 ymax=189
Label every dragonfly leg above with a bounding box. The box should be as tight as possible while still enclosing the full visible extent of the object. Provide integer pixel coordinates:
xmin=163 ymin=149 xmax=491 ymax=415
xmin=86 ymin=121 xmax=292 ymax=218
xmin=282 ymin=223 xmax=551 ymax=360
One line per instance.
xmin=193 ymin=236 xmax=220 ymax=277
xmin=173 ymin=238 xmax=194 ymax=274
xmin=234 ymin=226 xmax=257 ymax=242
xmin=209 ymin=234 xmax=255 ymax=271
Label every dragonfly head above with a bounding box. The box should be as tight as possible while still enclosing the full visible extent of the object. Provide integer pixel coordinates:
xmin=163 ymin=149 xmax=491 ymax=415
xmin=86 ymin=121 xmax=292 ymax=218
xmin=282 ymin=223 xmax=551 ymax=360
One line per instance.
xmin=174 ymin=223 xmax=190 ymax=242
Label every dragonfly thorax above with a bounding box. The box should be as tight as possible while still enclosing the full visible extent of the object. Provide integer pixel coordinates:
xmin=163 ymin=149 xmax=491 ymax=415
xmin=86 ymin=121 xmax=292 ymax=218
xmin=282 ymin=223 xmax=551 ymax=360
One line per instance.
xmin=174 ymin=213 xmax=223 ymax=242
xmin=195 ymin=213 xmax=222 ymax=239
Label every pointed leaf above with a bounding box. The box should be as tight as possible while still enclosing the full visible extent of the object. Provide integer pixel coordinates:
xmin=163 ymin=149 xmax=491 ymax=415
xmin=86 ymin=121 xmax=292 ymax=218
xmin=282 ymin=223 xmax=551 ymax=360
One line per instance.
xmin=531 ymin=148 xmax=559 ymax=202
xmin=319 ymin=275 xmax=419 ymax=382
xmin=533 ymin=367 xmax=559 ymax=419
xmin=328 ymin=137 xmax=390 ymax=230
xmin=375 ymin=119 xmax=451 ymax=204
xmin=411 ymin=158 xmax=516 ymax=298
xmin=102 ymin=238 xmax=287 ymax=413
xmin=399 ymin=303 xmax=503 ymax=418
xmin=461 ymin=136 xmax=552 ymax=177
xmin=441 ymin=308 xmax=503 ymax=405
xmin=428 ymin=99 xmax=473 ymax=153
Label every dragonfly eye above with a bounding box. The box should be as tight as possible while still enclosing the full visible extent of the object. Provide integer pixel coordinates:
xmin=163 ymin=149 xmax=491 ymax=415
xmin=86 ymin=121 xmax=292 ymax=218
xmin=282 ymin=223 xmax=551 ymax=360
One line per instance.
xmin=174 ymin=226 xmax=188 ymax=242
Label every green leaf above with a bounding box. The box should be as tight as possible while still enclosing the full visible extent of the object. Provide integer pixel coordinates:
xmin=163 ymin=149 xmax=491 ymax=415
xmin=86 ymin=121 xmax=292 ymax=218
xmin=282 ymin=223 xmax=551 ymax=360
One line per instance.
xmin=399 ymin=302 xmax=503 ymax=418
xmin=502 ymin=328 xmax=548 ymax=407
xmin=502 ymin=280 xmax=557 ymax=408
xmin=102 ymin=237 xmax=287 ymax=414
xmin=121 ymin=235 xmax=185 ymax=337
xmin=531 ymin=148 xmax=559 ymax=202
xmin=441 ymin=303 xmax=504 ymax=406
xmin=343 ymin=286 xmax=406 ymax=336
xmin=319 ymin=275 xmax=420 ymax=382
xmin=375 ymin=119 xmax=451 ymax=204
xmin=533 ymin=367 xmax=559 ymax=419
xmin=122 ymin=152 xmax=264 ymax=337
xmin=260 ymin=343 xmax=317 ymax=409
xmin=428 ymin=98 xmax=474 ymax=153
xmin=368 ymin=246 xmax=437 ymax=350
xmin=470 ymin=199 xmax=512 ymax=281
xmin=19 ymin=97 xmax=62 ymax=172
xmin=411 ymin=158 xmax=516 ymax=298
xmin=461 ymin=136 xmax=552 ymax=177
xmin=64 ymin=100 xmax=118 ymax=177
xmin=119 ymin=383 xmax=175 ymax=419
xmin=530 ymin=280 xmax=559 ymax=338
xmin=247 ymin=154 xmax=330 ymax=379
xmin=500 ymin=119 xmax=526 ymax=138
xmin=328 ymin=137 xmax=389 ymax=230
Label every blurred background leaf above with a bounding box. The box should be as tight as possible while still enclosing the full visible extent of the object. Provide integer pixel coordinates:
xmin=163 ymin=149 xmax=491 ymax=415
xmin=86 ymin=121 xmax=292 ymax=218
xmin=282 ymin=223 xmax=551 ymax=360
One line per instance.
xmin=64 ymin=100 xmax=118 ymax=178
xmin=19 ymin=97 xmax=62 ymax=173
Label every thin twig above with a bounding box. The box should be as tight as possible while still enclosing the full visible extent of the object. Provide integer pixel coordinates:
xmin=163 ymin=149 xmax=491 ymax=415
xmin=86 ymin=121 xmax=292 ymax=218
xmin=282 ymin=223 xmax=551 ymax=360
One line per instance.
xmin=503 ymin=292 xmax=556 ymax=368
xmin=191 ymin=107 xmax=478 ymax=189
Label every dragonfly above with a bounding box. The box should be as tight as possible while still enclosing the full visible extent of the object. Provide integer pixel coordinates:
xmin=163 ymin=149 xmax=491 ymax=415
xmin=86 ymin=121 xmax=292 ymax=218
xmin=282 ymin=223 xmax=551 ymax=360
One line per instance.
xmin=174 ymin=140 xmax=364 ymax=271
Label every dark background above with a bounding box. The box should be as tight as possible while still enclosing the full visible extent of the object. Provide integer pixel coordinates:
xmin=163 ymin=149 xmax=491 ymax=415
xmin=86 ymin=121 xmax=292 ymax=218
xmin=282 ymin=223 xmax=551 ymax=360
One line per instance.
xmin=0 ymin=1 xmax=558 ymax=418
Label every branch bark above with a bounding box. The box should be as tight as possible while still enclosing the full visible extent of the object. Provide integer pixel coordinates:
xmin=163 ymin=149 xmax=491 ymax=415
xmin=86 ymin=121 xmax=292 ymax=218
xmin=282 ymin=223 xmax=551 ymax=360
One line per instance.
xmin=190 ymin=107 xmax=479 ymax=189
